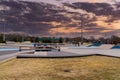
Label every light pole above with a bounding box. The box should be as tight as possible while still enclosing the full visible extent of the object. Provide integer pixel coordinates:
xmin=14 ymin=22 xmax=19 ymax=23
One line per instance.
xmin=80 ymin=23 xmax=83 ymax=45
xmin=3 ymin=20 xmax=6 ymax=42
xmin=22 ymin=34 xmax=24 ymax=42
xmin=2 ymin=5 xmax=6 ymax=42
xmin=80 ymin=15 xmax=84 ymax=45
xmin=72 ymin=19 xmax=84 ymax=46
xmin=55 ymin=22 xmax=61 ymax=48
xmin=79 ymin=14 xmax=88 ymax=45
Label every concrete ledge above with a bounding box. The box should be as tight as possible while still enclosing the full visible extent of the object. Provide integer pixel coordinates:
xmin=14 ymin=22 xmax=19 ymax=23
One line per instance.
xmin=17 ymin=54 xmax=97 ymax=58
xmin=17 ymin=54 xmax=120 ymax=58
xmin=96 ymin=54 xmax=120 ymax=58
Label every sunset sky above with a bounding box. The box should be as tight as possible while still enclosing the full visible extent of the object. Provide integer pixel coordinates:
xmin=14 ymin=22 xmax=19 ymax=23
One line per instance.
xmin=0 ymin=0 xmax=120 ymax=38
xmin=28 ymin=0 xmax=120 ymax=38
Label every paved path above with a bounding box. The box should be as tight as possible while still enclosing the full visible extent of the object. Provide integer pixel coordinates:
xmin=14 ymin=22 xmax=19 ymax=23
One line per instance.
xmin=0 ymin=44 xmax=32 ymax=61
xmin=0 ymin=51 xmax=18 ymax=61
xmin=0 ymin=44 xmax=20 ymax=61
xmin=0 ymin=50 xmax=34 ymax=61
xmin=0 ymin=51 xmax=17 ymax=56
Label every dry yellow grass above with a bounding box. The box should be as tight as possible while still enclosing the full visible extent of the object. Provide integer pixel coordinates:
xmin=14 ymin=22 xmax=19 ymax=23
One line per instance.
xmin=0 ymin=56 xmax=120 ymax=80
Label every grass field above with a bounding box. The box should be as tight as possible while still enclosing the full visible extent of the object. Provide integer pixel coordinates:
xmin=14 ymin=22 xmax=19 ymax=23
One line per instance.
xmin=0 ymin=56 xmax=120 ymax=80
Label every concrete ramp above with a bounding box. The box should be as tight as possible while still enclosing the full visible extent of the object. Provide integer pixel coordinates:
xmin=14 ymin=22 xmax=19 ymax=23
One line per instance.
xmin=111 ymin=45 xmax=120 ymax=49
xmin=99 ymin=44 xmax=114 ymax=49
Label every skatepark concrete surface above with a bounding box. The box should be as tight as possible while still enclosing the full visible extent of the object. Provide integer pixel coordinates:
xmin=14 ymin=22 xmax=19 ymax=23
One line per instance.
xmin=0 ymin=44 xmax=120 ymax=62
xmin=62 ymin=47 xmax=120 ymax=58
xmin=17 ymin=45 xmax=120 ymax=58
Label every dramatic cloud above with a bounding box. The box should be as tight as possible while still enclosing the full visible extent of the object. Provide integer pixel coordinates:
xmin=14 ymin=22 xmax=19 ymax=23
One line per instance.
xmin=0 ymin=0 xmax=120 ymax=38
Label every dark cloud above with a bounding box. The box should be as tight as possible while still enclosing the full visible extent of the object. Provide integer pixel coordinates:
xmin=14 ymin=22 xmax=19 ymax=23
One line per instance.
xmin=0 ymin=0 xmax=120 ymax=37
xmin=64 ymin=2 xmax=120 ymax=21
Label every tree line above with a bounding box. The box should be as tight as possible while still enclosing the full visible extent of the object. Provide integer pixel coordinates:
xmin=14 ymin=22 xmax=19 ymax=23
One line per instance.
xmin=0 ymin=34 xmax=64 ymax=43
xmin=0 ymin=34 xmax=120 ymax=45
xmin=0 ymin=34 xmax=39 ymax=43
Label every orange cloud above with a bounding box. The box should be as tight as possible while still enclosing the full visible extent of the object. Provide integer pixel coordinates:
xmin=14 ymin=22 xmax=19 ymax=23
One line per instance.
xmin=49 ymin=27 xmax=88 ymax=34
xmin=92 ymin=0 xmax=98 ymax=3
xmin=92 ymin=16 xmax=120 ymax=33
xmin=111 ymin=20 xmax=120 ymax=29
xmin=94 ymin=20 xmax=120 ymax=30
